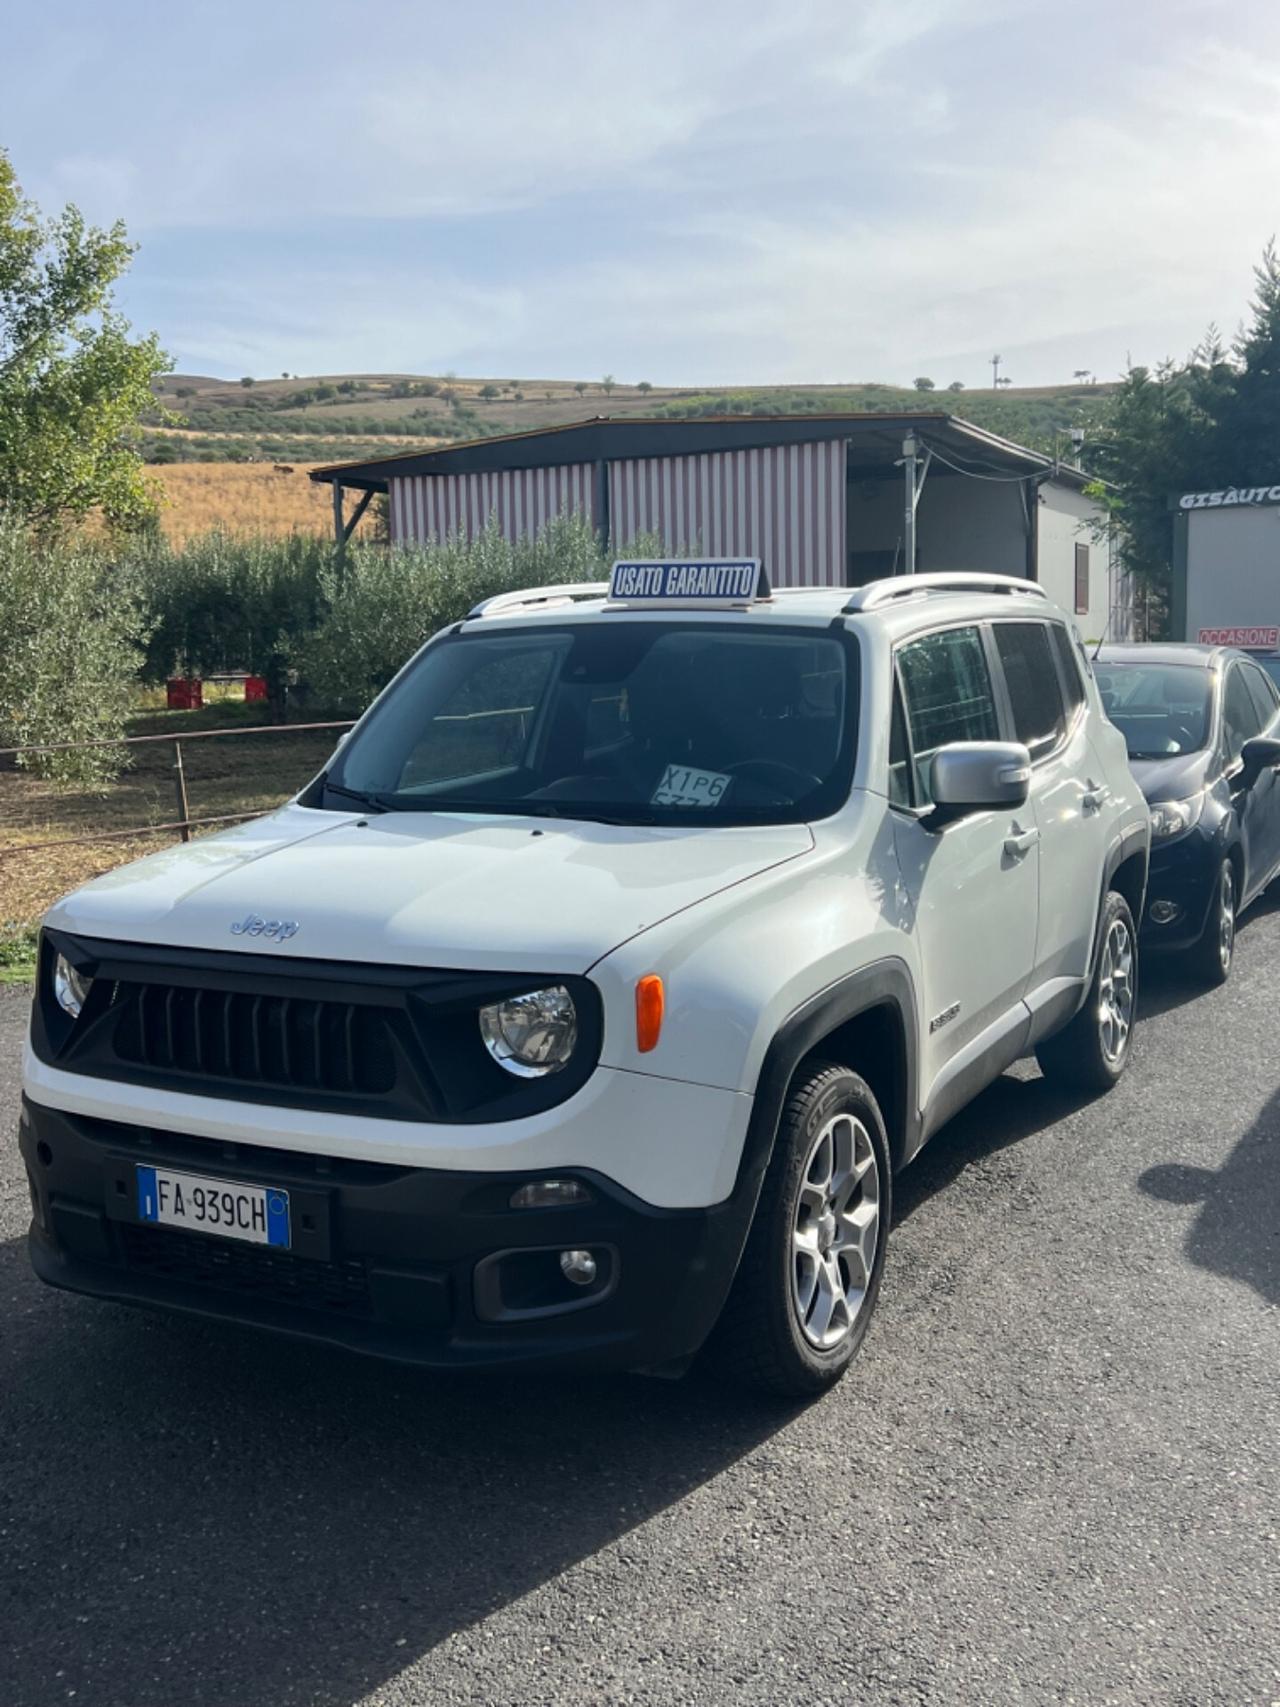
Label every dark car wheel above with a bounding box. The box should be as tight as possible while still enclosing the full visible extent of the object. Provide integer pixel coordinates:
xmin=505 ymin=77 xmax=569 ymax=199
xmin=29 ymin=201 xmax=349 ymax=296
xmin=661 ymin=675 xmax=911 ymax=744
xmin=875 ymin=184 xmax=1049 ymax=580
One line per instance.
xmin=1190 ymin=856 xmax=1235 ymax=987
xmin=708 ymin=1062 xmax=891 ymax=1399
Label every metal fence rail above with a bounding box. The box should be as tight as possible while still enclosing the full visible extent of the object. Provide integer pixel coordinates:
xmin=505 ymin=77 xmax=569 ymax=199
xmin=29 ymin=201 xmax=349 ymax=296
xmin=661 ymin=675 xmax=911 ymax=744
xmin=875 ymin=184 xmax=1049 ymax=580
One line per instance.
xmin=0 ymin=720 xmax=354 ymax=859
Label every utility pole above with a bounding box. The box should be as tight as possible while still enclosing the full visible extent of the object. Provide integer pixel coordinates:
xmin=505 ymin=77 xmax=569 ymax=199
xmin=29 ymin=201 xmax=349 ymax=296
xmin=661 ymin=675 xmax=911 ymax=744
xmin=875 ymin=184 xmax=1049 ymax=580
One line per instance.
xmin=899 ymin=432 xmax=933 ymax=575
xmin=991 ymin=353 xmax=1002 ymax=390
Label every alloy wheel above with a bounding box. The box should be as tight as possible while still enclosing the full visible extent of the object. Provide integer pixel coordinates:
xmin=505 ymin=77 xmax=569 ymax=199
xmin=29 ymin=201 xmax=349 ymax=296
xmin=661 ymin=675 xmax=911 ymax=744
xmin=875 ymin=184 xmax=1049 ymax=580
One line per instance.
xmin=1097 ymin=916 xmax=1134 ymax=1065
xmin=1218 ymin=862 xmax=1236 ymax=974
xmin=791 ymin=1112 xmax=881 ymax=1350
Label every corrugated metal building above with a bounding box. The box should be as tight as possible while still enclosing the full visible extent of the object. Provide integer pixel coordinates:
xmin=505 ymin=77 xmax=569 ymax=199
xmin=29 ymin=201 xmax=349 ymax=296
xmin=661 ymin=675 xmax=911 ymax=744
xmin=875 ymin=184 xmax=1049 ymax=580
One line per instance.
xmin=312 ymin=414 xmax=1124 ymax=638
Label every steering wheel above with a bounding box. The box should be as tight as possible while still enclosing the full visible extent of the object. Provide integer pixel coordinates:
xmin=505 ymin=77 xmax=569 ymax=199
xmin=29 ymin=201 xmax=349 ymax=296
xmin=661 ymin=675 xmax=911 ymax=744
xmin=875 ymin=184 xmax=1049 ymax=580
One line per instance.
xmin=723 ymin=759 xmax=824 ymax=799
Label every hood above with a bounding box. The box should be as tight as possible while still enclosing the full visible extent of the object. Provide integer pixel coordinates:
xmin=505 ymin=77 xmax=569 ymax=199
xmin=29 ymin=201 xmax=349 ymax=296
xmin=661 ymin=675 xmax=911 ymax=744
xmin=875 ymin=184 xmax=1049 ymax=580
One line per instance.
xmin=1128 ymin=747 xmax=1214 ymax=805
xmin=45 ymin=803 xmax=815 ymax=974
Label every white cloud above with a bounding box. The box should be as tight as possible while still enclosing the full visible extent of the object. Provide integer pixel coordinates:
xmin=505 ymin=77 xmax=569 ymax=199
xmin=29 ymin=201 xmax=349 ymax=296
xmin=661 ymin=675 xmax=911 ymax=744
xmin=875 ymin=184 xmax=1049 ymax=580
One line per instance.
xmin=9 ymin=0 xmax=1280 ymax=385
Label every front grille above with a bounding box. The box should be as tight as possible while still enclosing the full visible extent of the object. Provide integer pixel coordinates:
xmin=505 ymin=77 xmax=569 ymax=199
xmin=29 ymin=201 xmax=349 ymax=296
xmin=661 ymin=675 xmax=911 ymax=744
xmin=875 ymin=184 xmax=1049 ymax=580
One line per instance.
xmin=110 ymin=980 xmax=397 ymax=1097
xmin=121 ymin=1223 xmax=371 ymax=1314
xmin=38 ymin=930 xmax=604 ymax=1125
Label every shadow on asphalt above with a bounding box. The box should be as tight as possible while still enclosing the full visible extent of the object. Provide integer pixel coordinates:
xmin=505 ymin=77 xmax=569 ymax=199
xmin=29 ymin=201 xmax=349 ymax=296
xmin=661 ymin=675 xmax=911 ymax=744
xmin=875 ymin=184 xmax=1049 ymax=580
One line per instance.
xmin=0 ymin=1241 xmax=795 ymax=1707
xmin=893 ymin=1064 xmax=1083 ymax=1224
xmin=1138 ymin=1081 xmax=1280 ymax=1306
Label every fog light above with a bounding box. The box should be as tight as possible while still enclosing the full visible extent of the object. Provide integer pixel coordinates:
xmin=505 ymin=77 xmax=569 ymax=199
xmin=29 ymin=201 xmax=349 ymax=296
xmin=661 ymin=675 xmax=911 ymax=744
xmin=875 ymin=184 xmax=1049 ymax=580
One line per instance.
xmin=1149 ymin=899 xmax=1182 ymax=926
xmin=510 ymin=1179 xmax=593 ymax=1210
xmin=559 ymin=1248 xmax=598 ymax=1286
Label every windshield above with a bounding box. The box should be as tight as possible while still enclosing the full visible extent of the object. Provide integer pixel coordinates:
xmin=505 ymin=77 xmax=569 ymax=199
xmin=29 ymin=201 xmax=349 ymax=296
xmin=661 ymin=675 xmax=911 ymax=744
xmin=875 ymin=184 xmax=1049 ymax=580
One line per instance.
xmin=1095 ymin=661 xmax=1213 ymax=759
xmin=317 ymin=621 xmax=857 ymax=826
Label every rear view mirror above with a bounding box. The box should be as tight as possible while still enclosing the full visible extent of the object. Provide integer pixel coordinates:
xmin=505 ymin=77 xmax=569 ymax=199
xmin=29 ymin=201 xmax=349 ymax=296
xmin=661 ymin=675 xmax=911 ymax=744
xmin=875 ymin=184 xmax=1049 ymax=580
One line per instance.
xmin=930 ymin=741 xmax=1031 ymax=824
xmin=1239 ymin=734 xmax=1280 ymax=787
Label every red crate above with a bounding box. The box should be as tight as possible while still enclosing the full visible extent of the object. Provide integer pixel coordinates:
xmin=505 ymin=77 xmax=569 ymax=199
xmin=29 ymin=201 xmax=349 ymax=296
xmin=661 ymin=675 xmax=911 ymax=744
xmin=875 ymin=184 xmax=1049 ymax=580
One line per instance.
xmin=166 ymin=678 xmax=203 ymax=710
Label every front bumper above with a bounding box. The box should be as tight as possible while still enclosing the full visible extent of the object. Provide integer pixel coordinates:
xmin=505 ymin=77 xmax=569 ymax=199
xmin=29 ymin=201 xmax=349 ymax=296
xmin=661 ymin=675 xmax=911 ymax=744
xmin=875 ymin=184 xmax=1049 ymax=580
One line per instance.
xmin=18 ymin=1096 xmax=755 ymax=1374
xmin=1140 ymin=831 xmax=1218 ymax=952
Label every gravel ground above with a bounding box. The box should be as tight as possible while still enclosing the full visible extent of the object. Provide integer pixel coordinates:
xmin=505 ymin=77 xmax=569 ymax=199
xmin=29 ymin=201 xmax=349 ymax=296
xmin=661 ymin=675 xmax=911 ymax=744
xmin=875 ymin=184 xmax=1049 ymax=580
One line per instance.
xmin=1 ymin=909 xmax=1277 ymax=1707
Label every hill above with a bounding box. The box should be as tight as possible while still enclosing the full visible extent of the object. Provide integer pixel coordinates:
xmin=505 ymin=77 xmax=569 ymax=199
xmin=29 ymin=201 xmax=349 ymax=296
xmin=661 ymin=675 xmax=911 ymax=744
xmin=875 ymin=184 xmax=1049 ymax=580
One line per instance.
xmin=144 ymin=370 xmax=1116 ymax=471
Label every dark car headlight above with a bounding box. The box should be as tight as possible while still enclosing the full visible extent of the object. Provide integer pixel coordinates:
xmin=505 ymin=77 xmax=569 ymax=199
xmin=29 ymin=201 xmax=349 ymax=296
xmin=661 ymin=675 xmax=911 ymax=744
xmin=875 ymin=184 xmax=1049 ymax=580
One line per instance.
xmin=479 ymin=986 xmax=577 ymax=1077
xmin=1149 ymin=795 xmax=1204 ymax=844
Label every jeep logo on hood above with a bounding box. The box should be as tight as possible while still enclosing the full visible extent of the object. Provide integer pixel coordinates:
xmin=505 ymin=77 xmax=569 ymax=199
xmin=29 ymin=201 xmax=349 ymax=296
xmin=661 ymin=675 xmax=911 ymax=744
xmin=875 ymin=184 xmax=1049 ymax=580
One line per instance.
xmin=230 ymin=914 xmax=299 ymax=941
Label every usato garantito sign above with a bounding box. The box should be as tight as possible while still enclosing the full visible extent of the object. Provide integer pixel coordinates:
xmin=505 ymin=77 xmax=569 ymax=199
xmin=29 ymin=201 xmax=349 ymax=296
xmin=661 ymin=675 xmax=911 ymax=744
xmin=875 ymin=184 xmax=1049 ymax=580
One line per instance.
xmin=1179 ymin=484 xmax=1280 ymax=509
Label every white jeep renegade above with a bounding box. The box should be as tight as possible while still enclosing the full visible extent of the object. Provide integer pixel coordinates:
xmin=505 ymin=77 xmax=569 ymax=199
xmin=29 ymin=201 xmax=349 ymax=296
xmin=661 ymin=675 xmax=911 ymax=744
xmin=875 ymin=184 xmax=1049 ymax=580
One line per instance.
xmin=20 ymin=564 xmax=1149 ymax=1396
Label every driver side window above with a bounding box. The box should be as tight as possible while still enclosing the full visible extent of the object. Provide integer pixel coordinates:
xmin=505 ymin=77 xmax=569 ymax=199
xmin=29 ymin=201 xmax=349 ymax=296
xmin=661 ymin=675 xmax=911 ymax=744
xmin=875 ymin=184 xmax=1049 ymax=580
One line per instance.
xmin=897 ymin=626 xmax=1000 ymax=806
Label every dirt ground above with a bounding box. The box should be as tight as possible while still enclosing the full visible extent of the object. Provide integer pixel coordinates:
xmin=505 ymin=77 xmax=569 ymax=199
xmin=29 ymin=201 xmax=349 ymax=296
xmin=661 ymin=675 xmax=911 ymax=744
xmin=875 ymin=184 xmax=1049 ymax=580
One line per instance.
xmin=0 ymin=701 xmax=345 ymax=939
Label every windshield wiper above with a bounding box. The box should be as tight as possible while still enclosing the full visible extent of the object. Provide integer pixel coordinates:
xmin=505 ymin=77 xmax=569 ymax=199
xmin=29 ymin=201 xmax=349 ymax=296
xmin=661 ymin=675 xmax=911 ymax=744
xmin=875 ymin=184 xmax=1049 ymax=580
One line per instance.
xmin=322 ymin=781 xmax=389 ymax=814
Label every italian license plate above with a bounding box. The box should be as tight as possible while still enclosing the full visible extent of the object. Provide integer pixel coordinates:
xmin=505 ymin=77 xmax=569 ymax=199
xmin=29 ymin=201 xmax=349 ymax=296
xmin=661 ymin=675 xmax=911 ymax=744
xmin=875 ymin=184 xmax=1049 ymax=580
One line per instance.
xmin=136 ymin=1165 xmax=290 ymax=1249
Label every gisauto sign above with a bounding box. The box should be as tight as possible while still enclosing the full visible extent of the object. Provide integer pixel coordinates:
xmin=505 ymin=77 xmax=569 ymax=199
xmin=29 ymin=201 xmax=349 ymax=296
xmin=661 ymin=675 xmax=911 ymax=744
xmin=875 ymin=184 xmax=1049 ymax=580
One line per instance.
xmin=1180 ymin=485 xmax=1280 ymax=509
xmin=1196 ymin=626 xmax=1280 ymax=649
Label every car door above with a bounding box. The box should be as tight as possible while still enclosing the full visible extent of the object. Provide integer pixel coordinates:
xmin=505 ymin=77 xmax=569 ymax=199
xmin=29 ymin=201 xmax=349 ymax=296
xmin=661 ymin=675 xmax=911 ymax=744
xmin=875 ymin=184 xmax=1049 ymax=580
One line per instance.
xmin=1237 ymin=661 xmax=1280 ymax=896
xmin=889 ymin=623 xmax=1039 ymax=1128
xmin=1221 ymin=662 xmax=1273 ymax=905
xmin=989 ymin=619 xmax=1109 ymax=1004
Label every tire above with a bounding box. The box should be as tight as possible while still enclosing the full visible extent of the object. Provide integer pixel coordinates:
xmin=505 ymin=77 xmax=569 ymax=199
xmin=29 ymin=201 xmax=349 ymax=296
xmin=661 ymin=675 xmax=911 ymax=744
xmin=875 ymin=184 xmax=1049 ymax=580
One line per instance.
xmin=709 ymin=1062 xmax=891 ymax=1399
xmin=1189 ymin=856 xmax=1235 ymax=987
xmin=1036 ymin=890 xmax=1138 ymax=1094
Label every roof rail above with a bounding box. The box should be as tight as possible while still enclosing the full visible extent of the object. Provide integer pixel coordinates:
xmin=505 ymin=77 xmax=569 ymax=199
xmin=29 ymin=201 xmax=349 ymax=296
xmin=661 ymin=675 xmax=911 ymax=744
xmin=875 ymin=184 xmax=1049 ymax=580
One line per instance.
xmin=844 ymin=572 xmax=1049 ymax=613
xmin=467 ymin=582 xmax=610 ymax=620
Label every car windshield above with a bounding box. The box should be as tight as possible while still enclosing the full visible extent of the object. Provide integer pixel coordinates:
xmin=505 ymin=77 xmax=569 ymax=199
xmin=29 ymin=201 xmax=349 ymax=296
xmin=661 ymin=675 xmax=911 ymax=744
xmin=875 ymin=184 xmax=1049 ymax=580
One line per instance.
xmin=316 ymin=621 xmax=857 ymax=826
xmin=1095 ymin=661 xmax=1213 ymax=759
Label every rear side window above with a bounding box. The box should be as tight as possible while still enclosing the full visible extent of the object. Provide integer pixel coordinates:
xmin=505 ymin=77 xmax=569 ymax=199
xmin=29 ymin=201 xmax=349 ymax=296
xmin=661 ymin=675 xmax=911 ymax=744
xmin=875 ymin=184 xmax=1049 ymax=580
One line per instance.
xmin=993 ymin=622 xmax=1067 ymax=758
xmin=897 ymin=625 xmax=1000 ymax=805
xmin=1049 ymin=623 xmax=1087 ymax=714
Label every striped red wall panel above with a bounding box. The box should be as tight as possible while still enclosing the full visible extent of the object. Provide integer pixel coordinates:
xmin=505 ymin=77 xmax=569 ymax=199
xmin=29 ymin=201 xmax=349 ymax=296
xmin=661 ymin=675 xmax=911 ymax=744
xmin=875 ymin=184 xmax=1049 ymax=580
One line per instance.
xmin=389 ymin=463 xmax=595 ymax=544
xmin=607 ymin=440 xmax=847 ymax=588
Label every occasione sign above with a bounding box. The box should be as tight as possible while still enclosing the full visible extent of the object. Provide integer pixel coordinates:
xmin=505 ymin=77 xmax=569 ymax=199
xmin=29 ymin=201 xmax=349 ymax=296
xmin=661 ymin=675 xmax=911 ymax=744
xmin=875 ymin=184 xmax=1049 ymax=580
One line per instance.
xmin=1180 ymin=484 xmax=1280 ymax=509
xmin=1196 ymin=626 xmax=1280 ymax=649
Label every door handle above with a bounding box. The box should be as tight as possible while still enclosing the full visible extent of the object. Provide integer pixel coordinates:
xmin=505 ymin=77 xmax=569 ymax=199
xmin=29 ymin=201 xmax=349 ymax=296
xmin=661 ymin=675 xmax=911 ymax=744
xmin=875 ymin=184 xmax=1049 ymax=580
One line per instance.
xmin=1003 ymin=824 xmax=1040 ymax=859
xmin=1082 ymin=781 xmax=1110 ymax=812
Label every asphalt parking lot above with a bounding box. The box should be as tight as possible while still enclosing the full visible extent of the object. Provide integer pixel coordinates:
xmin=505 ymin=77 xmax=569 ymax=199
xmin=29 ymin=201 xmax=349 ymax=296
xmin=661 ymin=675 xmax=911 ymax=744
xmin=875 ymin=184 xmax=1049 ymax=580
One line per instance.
xmin=2 ymin=911 xmax=1278 ymax=1707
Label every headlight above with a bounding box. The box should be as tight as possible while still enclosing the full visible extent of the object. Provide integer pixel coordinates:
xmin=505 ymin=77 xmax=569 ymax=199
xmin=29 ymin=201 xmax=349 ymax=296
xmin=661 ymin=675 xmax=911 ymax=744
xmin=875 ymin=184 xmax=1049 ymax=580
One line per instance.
xmin=53 ymin=952 xmax=92 ymax=1019
xmin=1149 ymin=795 xmax=1204 ymax=843
xmin=479 ymin=986 xmax=577 ymax=1077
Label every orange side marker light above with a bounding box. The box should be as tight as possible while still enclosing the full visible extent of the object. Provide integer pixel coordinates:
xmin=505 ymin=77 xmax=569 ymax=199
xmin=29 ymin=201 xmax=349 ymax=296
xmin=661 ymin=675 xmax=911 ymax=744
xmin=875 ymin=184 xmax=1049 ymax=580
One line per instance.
xmin=635 ymin=974 xmax=665 ymax=1053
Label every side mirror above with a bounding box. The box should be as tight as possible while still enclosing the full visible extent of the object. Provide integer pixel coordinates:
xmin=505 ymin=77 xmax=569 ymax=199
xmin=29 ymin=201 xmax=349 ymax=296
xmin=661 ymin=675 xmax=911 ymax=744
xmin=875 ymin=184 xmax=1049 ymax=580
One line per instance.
xmin=930 ymin=741 xmax=1031 ymax=824
xmin=1239 ymin=734 xmax=1280 ymax=786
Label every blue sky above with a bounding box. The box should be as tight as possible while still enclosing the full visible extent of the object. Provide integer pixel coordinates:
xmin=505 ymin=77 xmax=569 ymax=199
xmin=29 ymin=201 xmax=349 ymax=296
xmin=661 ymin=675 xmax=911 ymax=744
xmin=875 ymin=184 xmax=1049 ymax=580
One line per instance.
xmin=6 ymin=0 xmax=1280 ymax=387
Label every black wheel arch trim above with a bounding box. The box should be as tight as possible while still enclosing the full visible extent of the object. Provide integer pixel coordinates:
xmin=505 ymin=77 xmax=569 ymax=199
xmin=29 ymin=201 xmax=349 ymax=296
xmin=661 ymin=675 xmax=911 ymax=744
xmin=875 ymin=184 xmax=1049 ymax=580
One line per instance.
xmin=731 ymin=958 xmax=920 ymax=1204
xmin=1084 ymin=824 xmax=1149 ymax=993
xmin=693 ymin=958 xmax=921 ymax=1357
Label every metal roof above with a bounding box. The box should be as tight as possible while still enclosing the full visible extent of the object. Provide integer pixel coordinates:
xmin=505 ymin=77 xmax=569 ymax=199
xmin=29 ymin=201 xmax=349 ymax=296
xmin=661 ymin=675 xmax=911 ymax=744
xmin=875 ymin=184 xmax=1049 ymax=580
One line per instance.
xmin=308 ymin=412 xmax=1091 ymax=493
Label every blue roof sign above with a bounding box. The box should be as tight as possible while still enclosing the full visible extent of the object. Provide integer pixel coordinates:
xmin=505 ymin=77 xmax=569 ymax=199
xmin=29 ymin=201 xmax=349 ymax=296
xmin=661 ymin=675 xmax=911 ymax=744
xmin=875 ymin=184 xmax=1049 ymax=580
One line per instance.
xmin=608 ymin=557 xmax=768 ymax=607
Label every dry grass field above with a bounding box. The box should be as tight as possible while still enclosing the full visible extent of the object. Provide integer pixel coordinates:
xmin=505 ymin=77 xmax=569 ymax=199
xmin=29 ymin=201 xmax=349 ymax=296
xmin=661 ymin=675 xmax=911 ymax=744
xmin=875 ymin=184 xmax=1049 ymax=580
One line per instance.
xmin=147 ymin=462 xmax=385 ymax=543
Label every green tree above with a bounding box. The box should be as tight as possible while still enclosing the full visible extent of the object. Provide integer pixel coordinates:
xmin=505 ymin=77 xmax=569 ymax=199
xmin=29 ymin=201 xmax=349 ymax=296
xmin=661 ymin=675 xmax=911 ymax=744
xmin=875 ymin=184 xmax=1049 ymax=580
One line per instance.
xmin=601 ymin=374 xmax=617 ymax=395
xmin=1084 ymin=246 xmax=1280 ymax=631
xmin=637 ymin=380 xmax=652 ymax=394
xmin=913 ymin=376 xmax=935 ymax=391
xmin=240 ymin=375 xmax=255 ymax=387
xmin=0 ymin=518 xmax=149 ymax=781
xmin=0 ymin=151 xmax=168 ymax=528
xmin=573 ymin=381 xmax=587 ymax=397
